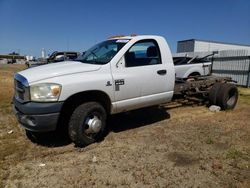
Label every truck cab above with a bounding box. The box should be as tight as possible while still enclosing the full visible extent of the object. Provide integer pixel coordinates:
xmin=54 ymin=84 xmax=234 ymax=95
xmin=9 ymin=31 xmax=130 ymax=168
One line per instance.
xmin=13 ymin=35 xmax=175 ymax=147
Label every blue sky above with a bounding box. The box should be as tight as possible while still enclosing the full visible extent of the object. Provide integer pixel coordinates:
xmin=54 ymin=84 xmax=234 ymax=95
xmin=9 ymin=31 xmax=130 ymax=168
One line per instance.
xmin=0 ymin=0 xmax=249 ymax=57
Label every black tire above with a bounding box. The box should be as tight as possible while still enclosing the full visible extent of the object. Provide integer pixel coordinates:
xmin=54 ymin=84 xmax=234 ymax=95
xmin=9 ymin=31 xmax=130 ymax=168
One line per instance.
xmin=68 ymin=102 xmax=106 ymax=147
xmin=208 ymin=83 xmax=222 ymax=105
xmin=216 ymin=83 xmax=238 ymax=110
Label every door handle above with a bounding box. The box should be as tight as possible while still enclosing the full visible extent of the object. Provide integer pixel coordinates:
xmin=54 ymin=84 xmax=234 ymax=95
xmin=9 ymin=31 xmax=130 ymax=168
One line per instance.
xmin=157 ymin=69 xmax=167 ymax=75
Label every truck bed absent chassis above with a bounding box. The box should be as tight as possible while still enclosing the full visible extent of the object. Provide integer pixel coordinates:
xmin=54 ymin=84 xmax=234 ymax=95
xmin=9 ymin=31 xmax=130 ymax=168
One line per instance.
xmin=174 ymin=75 xmax=234 ymax=96
xmin=13 ymin=35 xmax=239 ymax=148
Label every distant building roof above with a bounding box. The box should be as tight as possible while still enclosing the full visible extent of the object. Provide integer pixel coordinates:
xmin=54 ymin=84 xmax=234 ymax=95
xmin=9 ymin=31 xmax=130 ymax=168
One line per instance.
xmin=178 ymin=39 xmax=250 ymax=47
xmin=0 ymin=54 xmax=25 ymax=59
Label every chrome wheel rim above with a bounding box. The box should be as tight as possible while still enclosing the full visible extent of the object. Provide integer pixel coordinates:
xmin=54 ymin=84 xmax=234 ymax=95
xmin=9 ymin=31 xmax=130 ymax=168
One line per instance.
xmin=84 ymin=114 xmax=102 ymax=136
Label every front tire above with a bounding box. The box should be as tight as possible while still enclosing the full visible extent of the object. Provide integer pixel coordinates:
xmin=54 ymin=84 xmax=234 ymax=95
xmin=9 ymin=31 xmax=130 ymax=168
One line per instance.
xmin=68 ymin=102 xmax=107 ymax=147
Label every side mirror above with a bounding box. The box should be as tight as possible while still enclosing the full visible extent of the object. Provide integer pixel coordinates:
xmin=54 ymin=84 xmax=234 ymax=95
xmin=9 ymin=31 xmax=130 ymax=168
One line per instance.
xmin=116 ymin=56 xmax=125 ymax=68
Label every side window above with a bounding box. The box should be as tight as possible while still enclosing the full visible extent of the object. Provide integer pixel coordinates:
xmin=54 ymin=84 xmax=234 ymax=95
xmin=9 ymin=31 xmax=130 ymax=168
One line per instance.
xmin=125 ymin=40 xmax=161 ymax=67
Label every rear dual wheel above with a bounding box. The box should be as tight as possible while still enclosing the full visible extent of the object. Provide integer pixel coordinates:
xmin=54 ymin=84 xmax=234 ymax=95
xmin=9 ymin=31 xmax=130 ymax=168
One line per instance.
xmin=209 ymin=83 xmax=238 ymax=110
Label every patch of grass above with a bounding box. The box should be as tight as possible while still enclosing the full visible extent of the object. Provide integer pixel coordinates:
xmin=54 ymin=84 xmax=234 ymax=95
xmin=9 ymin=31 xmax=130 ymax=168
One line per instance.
xmin=0 ymin=64 xmax=25 ymax=108
xmin=239 ymin=87 xmax=250 ymax=95
xmin=0 ymin=65 xmax=26 ymax=187
xmin=226 ymin=149 xmax=244 ymax=160
xmin=205 ymin=137 xmax=214 ymax=144
xmin=238 ymin=87 xmax=250 ymax=105
xmin=226 ymin=148 xmax=250 ymax=161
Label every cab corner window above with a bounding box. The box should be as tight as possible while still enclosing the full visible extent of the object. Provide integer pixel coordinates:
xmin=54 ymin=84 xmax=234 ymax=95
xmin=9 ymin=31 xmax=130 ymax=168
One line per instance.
xmin=125 ymin=40 xmax=161 ymax=67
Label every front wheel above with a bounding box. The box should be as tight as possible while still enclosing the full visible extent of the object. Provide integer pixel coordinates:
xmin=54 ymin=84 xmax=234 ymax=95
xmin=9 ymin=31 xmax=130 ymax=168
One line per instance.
xmin=68 ymin=102 xmax=107 ymax=147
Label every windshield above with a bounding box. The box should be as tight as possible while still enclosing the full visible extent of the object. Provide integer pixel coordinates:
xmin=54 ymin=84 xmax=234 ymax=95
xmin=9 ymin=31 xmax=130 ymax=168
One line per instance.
xmin=77 ymin=39 xmax=129 ymax=65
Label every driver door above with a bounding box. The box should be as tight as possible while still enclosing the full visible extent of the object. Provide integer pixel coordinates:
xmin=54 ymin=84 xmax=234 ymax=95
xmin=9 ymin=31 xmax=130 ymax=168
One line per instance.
xmin=111 ymin=39 xmax=169 ymax=113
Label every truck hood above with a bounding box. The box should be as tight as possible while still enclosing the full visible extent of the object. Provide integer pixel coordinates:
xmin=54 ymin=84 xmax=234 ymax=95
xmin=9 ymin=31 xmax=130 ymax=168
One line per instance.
xmin=18 ymin=61 xmax=101 ymax=83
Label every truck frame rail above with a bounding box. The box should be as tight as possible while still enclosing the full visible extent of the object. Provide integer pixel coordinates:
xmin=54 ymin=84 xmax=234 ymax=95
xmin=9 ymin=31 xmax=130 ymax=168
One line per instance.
xmin=174 ymin=75 xmax=235 ymax=96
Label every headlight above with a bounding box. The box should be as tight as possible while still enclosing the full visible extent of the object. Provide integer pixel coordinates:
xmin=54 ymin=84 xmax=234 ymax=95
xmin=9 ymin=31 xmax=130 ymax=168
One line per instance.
xmin=30 ymin=83 xmax=61 ymax=102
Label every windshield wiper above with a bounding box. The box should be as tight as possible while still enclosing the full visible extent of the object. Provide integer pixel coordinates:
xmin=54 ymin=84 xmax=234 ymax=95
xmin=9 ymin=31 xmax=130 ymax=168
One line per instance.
xmin=91 ymin=51 xmax=98 ymax=58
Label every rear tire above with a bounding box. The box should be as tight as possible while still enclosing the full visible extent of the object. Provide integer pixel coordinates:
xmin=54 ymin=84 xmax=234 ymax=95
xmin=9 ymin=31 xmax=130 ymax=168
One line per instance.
xmin=216 ymin=83 xmax=238 ymax=110
xmin=68 ymin=102 xmax=106 ymax=147
xmin=209 ymin=83 xmax=221 ymax=105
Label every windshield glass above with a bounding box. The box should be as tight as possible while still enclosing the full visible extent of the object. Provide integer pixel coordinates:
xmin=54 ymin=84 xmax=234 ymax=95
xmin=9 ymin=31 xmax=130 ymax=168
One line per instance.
xmin=77 ymin=39 xmax=129 ymax=65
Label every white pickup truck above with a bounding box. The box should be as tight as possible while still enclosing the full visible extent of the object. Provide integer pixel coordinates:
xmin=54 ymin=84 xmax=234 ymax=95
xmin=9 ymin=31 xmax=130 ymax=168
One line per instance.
xmin=13 ymin=35 xmax=238 ymax=147
xmin=173 ymin=54 xmax=212 ymax=78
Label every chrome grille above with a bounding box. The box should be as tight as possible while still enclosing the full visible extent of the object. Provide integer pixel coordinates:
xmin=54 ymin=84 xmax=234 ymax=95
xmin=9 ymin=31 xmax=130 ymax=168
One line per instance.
xmin=16 ymin=80 xmax=23 ymax=89
xmin=15 ymin=80 xmax=25 ymax=100
xmin=14 ymin=74 xmax=29 ymax=103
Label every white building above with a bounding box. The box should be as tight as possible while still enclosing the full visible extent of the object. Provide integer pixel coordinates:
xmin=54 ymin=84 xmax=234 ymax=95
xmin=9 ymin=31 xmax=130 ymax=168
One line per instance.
xmin=177 ymin=39 xmax=250 ymax=53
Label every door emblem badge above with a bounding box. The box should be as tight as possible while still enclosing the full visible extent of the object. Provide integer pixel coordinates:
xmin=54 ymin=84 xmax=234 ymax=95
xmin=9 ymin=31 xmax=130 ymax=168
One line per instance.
xmin=114 ymin=79 xmax=125 ymax=91
xmin=106 ymin=81 xmax=112 ymax=86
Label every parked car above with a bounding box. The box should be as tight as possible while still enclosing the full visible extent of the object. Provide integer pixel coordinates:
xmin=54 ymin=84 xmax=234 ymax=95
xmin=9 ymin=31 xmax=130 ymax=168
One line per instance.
xmin=27 ymin=51 xmax=80 ymax=68
xmin=48 ymin=51 xmax=80 ymax=62
xmin=173 ymin=54 xmax=213 ymax=78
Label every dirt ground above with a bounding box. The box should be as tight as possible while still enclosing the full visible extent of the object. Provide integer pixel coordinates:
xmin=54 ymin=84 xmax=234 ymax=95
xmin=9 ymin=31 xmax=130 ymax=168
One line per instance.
xmin=0 ymin=64 xmax=250 ymax=188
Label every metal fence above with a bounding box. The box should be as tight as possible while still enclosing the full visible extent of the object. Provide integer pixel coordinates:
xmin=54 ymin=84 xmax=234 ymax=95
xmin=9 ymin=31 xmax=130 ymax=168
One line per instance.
xmin=212 ymin=50 xmax=250 ymax=87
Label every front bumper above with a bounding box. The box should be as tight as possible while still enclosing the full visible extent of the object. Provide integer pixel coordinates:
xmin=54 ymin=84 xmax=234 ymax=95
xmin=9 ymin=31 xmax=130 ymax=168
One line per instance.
xmin=13 ymin=98 xmax=64 ymax=132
